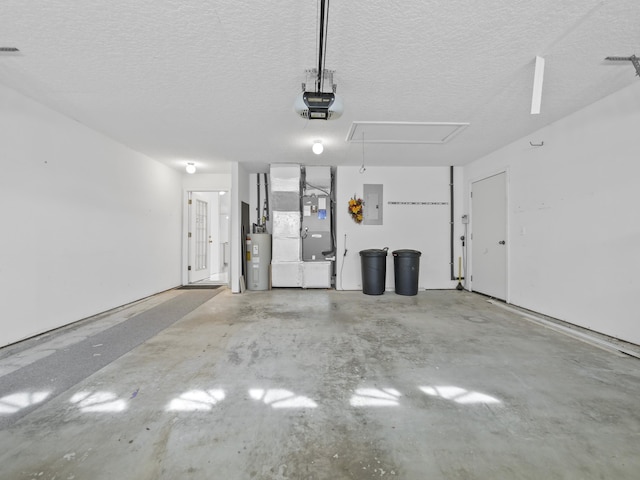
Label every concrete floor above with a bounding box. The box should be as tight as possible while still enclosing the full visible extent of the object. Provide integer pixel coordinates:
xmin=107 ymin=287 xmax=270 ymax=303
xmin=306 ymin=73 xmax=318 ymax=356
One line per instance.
xmin=1 ymin=288 xmax=639 ymax=479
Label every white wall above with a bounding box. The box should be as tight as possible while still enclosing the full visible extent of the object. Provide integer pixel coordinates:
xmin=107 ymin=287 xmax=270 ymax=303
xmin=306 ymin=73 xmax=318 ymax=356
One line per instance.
xmin=0 ymin=83 xmax=182 ymax=347
xmin=336 ymin=166 xmax=464 ymax=291
xmin=464 ymin=82 xmax=640 ymax=345
xmin=182 ymin=173 xmax=231 ymax=192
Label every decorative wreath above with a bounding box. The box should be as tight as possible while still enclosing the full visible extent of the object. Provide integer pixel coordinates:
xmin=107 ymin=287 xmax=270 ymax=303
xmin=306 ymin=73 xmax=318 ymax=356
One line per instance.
xmin=348 ymin=196 xmax=364 ymax=224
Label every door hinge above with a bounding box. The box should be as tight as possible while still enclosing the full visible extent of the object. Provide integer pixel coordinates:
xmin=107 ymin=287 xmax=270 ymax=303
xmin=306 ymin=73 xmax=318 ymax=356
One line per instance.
xmin=188 ymin=266 xmax=192 ymax=271
xmin=188 ymin=232 xmax=192 ymax=238
xmin=188 ymin=199 xmax=192 ymax=205
xmin=470 ymin=275 xmax=473 ymax=282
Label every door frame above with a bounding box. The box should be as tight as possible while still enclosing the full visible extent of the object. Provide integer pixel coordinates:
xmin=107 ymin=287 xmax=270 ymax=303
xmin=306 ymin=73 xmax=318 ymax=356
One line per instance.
xmin=188 ymin=192 xmax=212 ymax=284
xmin=181 ymin=189 xmax=231 ymax=286
xmin=468 ymin=168 xmax=510 ymax=303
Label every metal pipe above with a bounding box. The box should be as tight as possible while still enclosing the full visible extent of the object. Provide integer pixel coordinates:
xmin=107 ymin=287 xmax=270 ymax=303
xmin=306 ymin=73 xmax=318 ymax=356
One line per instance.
xmin=317 ymin=0 xmax=326 ymax=92
xmin=263 ymin=173 xmax=270 ymax=221
xmin=450 ymin=166 xmax=455 ymax=281
xmin=256 ymin=173 xmax=261 ymax=226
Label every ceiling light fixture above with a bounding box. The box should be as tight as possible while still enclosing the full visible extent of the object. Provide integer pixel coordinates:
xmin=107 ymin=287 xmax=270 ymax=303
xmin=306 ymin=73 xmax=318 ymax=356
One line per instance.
xmin=530 ymin=55 xmax=545 ymax=115
xmin=312 ymin=141 xmax=324 ymax=155
xmin=185 ymin=162 xmax=196 ymax=174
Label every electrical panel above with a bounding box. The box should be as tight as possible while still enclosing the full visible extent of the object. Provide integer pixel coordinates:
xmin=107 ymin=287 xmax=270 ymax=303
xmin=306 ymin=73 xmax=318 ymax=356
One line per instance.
xmin=363 ymin=184 xmax=383 ymax=225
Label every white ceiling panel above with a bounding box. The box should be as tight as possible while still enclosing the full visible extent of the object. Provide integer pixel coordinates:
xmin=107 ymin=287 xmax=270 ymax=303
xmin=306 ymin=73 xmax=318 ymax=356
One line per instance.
xmin=346 ymin=122 xmax=470 ymax=144
xmin=1 ymin=0 xmax=639 ymax=173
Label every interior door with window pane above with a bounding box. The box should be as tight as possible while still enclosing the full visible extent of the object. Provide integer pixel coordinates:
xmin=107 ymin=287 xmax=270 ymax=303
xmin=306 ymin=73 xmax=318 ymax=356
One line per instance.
xmin=188 ymin=193 xmax=210 ymax=284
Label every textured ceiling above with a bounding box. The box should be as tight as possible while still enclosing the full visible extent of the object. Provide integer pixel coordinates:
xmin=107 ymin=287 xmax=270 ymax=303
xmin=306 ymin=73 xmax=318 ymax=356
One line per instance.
xmin=1 ymin=1 xmax=639 ymax=173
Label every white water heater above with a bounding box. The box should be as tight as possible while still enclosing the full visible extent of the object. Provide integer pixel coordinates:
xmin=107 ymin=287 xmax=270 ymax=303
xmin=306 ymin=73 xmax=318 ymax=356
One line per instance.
xmin=246 ymin=233 xmax=272 ymax=290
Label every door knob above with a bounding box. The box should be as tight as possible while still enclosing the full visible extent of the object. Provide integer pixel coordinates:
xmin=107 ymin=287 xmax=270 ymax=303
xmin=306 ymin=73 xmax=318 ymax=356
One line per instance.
xmin=498 ymin=240 xmax=506 ymax=245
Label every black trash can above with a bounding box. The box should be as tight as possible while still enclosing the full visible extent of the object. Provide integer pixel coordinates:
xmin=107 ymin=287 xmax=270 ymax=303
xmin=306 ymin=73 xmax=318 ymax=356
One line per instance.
xmin=359 ymin=248 xmax=388 ymax=295
xmin=392 ymin=249 xmax=421 ymax=295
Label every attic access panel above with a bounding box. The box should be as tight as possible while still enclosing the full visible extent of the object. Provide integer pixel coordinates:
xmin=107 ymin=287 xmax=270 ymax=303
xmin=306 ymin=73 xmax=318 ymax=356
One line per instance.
xmin=346 ymin=121 xmax=469 ymax=144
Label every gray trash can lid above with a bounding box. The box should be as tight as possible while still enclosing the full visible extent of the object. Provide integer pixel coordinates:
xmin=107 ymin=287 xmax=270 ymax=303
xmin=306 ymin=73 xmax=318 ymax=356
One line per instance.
xmin=360 ymin=248 xmax=389 ymax=257
xmin=392 ymin=249 xmax=422 ymax=257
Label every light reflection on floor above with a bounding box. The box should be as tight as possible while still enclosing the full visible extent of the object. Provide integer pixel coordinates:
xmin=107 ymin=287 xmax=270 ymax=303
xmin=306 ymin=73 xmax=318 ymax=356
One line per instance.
xmin=350 ymin=388 xmax=402 ymax=407
xmin=0 ymin=391 xmax=51 ymax=414
xmin=420 ymin=386 xmax=501 ymax=405
xmin=249 ymin=388 xmax=318 ymax=409
xmin=167 ymin=389 xmax=226 ymax=412
xmin=0 ymin=383 xmax=503 ymax=418
xmin=69 ymin=391 xmax=128 ymax=413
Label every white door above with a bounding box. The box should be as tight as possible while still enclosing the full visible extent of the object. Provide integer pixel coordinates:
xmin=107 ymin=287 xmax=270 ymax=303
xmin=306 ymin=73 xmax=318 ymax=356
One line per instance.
xmin=471 ymin=172 xmax=507 ymax=300
xmin=188 ymin=193 xmax=211 ymax=284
